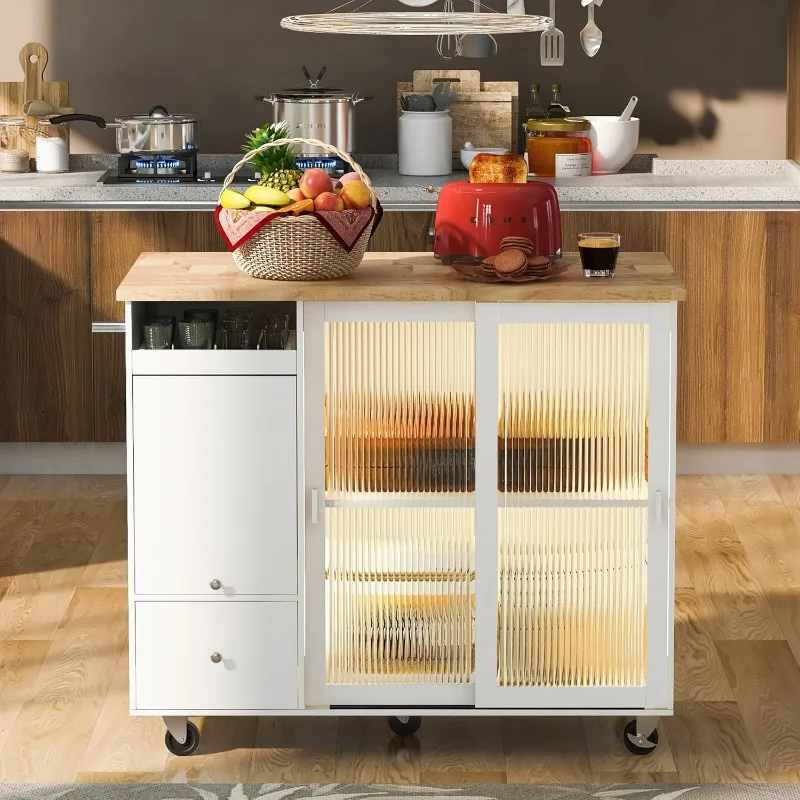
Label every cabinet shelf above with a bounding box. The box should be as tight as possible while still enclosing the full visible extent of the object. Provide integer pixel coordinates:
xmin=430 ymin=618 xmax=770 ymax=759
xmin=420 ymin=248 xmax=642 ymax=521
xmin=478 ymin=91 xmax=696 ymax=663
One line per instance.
xmin=325 ymin=492 xmax=475 ymax=509
xmin=131 ymin=348 xmax=297 ymax=376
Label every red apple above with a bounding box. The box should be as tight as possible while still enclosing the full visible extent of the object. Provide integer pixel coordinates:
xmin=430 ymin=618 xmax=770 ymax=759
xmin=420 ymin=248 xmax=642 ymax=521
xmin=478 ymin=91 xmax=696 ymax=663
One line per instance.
xmin=299 ymin=168 xmax=334 ymax=200
xmin=314 ymin=191 xmax=344 ymax=212
xmin=339 ymin=179 xmax=371 ymax=211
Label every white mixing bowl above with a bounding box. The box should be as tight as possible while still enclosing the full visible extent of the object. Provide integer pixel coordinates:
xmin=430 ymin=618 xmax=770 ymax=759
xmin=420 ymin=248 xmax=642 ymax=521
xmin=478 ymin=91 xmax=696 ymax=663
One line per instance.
xmin=584 ymin=116 xmax=640 ymax=175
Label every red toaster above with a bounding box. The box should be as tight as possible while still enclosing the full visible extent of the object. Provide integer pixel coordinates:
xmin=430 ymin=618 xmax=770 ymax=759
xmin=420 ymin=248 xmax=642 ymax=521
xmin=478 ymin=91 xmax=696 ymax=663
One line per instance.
xmin=433 ymin=180 xmax=562 ymax=264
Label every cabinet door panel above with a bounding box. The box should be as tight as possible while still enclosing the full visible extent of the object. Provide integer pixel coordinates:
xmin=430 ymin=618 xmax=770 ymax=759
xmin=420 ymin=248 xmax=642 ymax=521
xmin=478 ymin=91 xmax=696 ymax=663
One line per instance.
xmin=133 ymin=375 xmax=297 ymax=595
xmin=0 ymin=212 xmax=91 ymax=441
xmin=93 ymin=333 xmax=126 ymax=442
xmin=135 ymin=601 xmax=298 ymax=710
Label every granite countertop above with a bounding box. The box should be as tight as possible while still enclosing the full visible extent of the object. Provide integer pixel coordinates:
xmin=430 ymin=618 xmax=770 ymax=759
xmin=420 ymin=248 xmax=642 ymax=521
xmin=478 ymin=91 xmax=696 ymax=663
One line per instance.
xmin=0 ymin=155 xmax=799 ymax=211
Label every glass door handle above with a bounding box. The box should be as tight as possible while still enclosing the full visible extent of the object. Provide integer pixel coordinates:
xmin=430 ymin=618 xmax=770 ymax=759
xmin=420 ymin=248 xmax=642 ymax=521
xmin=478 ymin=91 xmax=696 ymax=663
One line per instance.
xmin=311 ymin=488 xmax=319 ymax=525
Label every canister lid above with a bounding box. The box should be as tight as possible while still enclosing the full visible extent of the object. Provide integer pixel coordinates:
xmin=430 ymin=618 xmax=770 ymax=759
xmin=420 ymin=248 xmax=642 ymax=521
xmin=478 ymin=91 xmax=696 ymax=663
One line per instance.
xmin=525 ymin=116 xmax=591 ymax=132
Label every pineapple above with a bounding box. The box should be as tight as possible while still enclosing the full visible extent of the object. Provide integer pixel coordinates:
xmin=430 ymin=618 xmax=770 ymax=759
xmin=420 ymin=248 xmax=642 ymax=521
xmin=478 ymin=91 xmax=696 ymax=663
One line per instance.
xmin=243 ymin=122 xmax=303 ymax=192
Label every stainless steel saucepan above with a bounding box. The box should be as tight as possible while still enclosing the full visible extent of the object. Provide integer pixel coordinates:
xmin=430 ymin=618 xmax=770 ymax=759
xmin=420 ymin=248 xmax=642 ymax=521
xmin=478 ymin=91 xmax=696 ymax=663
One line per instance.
xmin=49 ymin=106 xmax=199 ymax=154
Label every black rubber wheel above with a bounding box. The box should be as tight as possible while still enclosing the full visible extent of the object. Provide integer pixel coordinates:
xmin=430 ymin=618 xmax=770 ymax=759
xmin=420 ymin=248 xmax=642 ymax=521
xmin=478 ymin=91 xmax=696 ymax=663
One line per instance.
xmin=622 ymin=720 xmax=659 ymax=755
xmin=164 ymin=720 xmax=200 ymax=756
xmin=388 ymin=715 xmax=422 ymax=736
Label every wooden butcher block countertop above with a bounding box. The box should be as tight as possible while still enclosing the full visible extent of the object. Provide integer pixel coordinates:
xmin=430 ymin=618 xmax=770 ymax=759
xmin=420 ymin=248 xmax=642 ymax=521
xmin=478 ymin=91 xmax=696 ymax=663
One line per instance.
xmin=117 ymin=251 xmax=686 ymax=303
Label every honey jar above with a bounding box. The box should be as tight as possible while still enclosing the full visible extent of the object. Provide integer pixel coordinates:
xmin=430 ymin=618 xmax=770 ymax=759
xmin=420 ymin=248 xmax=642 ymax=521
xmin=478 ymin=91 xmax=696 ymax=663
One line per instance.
xmin=525 ymin=117 xmax=592 ymax=178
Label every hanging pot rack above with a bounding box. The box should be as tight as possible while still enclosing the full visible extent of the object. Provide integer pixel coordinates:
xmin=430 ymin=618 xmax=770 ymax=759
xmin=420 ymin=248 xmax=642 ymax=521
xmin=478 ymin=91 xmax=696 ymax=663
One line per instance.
xmin=281 ymin=1 xmax=553 ymax=36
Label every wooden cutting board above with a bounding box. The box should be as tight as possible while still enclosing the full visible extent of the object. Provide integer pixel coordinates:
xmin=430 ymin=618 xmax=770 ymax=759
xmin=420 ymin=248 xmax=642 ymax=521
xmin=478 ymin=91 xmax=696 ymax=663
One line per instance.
xmin=398 ymin=69 xmax=519 ymax=166
xmin=0 ymin=42 xmax=70 ymax=157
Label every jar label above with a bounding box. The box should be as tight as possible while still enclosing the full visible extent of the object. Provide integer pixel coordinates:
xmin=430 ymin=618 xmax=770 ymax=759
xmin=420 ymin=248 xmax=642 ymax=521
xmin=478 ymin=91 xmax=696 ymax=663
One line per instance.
xmin=555 ymin=153 xmax=592 ymax=177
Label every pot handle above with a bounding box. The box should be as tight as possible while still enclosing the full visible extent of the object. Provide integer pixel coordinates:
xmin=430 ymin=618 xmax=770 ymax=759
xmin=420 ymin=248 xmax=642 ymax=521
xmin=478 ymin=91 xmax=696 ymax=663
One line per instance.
xmin=351 ymin=96 xmax=374 ymax=105
xmin=254 ymin=94 xmax=277 ymax=104
xmin=48 ymin=113 xmax=108 ymax=128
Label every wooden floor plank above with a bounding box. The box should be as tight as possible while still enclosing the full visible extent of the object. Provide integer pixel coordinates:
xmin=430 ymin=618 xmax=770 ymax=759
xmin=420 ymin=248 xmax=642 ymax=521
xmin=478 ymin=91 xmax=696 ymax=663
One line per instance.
xmin=663 ymin=701 xmax=764 ymax=782
xmin=0 ymin=476 xmax=68 ymax=604
xmin=677 ymin=477 xmax=784 ymax=641
xmin=249 ymin=717 xmax=338 ymax=783
xmin=0 ymin=699 xmax=104 ymax=782
xmin=582 ymin=716 xmax=677 ymax=779
xmin=502 ymin=717 xmax=592 ymax=783
xmin=25 ymin=588 xmax=127 ymax=703
xmin=713 ymin=475 xmax=782 ymax=505
xmin=335 ymin=717 xmax=421 ymax=783
xmin=80 ymin=495 xmax=128 ymax=589
xmin=79 ymin=644 xmax=169 ymax=777
xmin=717 ymin=640 xmax=800 ymax=774
xmin=673 ymin=588 xmax=734 ymax=701
xmin=772 ymin=474 xmax=800 ymax=530
xmin=0 ymin=476 xmax=122 ymax=641
xmin=418 ymin=716 xmax=505 ymax=782
xmin=0 ymin=640 xmax=51 ymax=755
xmin=162 ymin=717 xmax=258 ymax=783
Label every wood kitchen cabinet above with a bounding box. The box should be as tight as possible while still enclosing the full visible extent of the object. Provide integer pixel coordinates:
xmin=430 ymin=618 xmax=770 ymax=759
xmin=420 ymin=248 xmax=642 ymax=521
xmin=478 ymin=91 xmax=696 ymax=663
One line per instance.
xmin=0 ymin=212 xmax=92 ymax=442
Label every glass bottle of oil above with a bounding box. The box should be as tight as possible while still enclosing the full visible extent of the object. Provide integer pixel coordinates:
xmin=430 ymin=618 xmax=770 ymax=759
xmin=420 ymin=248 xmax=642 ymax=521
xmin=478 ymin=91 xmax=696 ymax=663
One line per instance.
xmin=546 ymin=83 xmax=571 ymax=118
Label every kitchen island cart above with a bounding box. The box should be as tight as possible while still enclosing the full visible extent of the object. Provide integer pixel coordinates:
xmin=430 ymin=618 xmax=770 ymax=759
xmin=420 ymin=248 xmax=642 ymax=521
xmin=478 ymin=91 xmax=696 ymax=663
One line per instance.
xmin=118 ymin=251 xmax=685 ymax=757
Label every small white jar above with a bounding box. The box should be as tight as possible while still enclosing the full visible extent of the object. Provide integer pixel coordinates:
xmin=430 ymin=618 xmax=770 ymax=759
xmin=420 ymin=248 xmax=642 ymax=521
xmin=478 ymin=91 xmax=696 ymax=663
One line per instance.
xmin=36 ymin=136 xmax=69 ymax=173
xmin=398 ymin=110 xmax=452 ymax=177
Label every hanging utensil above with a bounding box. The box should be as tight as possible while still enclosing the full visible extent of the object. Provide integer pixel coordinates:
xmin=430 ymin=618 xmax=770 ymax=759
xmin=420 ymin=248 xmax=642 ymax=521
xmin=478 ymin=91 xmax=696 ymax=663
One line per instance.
xmin=580 ymin=2 xmax=603 ymax=58
xmin=540 ymin=0 xmax=564 ymax=66
xmin=459 ymin=0 xmax=498 ymax=58
xmin=436 ymin=0 xmax=460 ymax=60
xmin=581 ymin=0 xmax=602 ymax=5
xmin=618 ymin=96 xmax=639 ymax=122
xmin=506 ymin=0 xmax=526 ymax=13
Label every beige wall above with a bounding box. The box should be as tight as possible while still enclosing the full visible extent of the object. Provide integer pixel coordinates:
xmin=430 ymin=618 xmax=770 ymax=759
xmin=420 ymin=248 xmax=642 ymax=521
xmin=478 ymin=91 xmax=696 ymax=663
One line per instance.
xmin=0 ymin=0 xmax=788 ymax=158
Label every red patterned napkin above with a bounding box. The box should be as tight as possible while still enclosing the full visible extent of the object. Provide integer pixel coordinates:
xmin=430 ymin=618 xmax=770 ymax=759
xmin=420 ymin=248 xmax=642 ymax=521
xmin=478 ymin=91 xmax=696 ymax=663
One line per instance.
xmin=215 ymin=204 xmax=381 ymax=253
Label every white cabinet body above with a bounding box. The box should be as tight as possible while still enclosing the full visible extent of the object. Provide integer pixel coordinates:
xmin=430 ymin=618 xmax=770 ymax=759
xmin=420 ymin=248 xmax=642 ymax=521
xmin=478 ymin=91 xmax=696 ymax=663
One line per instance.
xmin=127 ymin=298 xmax=677 ymax=726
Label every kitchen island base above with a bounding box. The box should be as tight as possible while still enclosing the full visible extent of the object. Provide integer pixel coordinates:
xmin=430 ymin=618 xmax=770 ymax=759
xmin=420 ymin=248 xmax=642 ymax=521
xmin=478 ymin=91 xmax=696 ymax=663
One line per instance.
xmin=119 ymin=253 xmax=684 ymax=757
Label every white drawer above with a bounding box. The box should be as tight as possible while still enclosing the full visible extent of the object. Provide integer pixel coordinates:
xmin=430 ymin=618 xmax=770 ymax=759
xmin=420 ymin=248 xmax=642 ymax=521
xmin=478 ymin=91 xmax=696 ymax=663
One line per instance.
xmin=132 ymin=375 xmax=298 ymax=596
xmin=134 ymin=601 xmax=298 ymax=711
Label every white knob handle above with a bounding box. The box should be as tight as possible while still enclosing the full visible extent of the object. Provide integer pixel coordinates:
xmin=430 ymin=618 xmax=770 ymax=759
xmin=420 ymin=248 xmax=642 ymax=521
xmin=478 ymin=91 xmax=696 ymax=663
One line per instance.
xmin=210 ymin=652 xmax=222 ymax=664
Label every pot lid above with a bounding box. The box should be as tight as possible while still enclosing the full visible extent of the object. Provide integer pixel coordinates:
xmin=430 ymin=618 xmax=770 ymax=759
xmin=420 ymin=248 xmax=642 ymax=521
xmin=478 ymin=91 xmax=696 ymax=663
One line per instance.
xmin=116 ymin=106 xmax=199 ymax=124
xmin=272 ymin=66 xmax=356 ymax=99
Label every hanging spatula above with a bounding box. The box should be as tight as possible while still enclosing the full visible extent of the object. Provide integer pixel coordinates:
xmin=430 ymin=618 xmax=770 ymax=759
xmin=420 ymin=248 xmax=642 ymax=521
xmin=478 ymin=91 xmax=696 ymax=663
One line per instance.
xmin=540 ymin=0 xmax=564 ymax=66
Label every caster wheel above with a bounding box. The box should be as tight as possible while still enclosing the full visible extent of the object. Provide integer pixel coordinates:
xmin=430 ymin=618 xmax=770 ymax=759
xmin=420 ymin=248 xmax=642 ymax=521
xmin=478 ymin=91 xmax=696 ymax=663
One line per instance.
xmin=388 ymin=715 xmax=422 ymax=736
xmin=440 ymin=257 xmax=454 ymax=266
xmin=623 ymin=720 xmax=659 ymax=755
xmin=165 ymin=720 xmax=200 ymax=756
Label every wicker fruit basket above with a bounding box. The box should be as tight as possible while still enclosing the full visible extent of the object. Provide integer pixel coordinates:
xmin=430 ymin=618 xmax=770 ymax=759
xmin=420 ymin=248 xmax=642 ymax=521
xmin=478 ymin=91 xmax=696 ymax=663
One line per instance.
xmin=215 ymin=137 xmax=381 ymax=281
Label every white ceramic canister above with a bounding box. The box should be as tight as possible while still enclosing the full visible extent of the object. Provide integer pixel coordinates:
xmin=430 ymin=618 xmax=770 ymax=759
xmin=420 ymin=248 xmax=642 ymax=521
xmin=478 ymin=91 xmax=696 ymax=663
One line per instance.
xmin=36 ymin=136 xmax=69 ymax=173
xmin=398 ymin=110 xmax=452 ymax=177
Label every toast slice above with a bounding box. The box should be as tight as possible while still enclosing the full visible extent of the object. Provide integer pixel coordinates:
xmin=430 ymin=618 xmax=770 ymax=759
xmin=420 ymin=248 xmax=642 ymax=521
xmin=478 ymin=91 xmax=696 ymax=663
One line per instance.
xmin=469 ymin=153 xmax=528 ymax=184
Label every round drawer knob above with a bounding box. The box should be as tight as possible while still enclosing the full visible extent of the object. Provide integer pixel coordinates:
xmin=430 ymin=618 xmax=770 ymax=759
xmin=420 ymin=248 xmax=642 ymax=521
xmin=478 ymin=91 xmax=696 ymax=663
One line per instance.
xmin=210 ymin=652 xmax=222 ymax=664
xmin=210 ymin=579 xmax=222 ymax=591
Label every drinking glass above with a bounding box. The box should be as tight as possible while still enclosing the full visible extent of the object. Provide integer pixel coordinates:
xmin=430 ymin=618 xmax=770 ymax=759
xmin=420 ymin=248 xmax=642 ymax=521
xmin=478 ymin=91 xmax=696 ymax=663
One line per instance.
xmin=222 ymin=309 xmax=252 ymax=350
xmin=258 ymin=316 xmax=290 ymax=351
xmin=177 ymin=320 xmax=215 ymax=349
xmin=578 ymin=232 xmax=621 ymax=278
xmin=142 ymin=316 xmax=175 ymax=350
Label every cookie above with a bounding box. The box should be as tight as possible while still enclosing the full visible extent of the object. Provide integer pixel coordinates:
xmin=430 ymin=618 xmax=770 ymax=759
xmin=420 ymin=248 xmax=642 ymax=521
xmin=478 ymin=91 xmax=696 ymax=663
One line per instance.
xmin=501 ymin=236 xmax=534 ymax=256
xmin=494 ymin=247 xmax=528 ymax=276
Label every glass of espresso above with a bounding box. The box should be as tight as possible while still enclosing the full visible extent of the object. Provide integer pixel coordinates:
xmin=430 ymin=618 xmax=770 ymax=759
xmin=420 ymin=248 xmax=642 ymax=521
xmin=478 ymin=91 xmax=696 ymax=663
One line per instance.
xmin=579 ymin=232 xmax=621 ymax=278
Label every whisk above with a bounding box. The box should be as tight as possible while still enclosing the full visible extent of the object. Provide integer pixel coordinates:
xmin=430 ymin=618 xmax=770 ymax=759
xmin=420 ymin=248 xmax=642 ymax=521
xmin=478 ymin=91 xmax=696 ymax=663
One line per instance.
xmin=436 ymin=0 xmax=460 ymax=60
